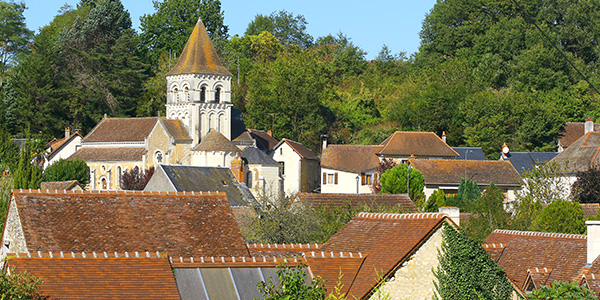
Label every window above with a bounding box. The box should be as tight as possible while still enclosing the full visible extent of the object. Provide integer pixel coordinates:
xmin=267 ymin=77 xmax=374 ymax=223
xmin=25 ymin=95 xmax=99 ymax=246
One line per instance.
xmin=215 ymin=87 xmax=221 ymax=103
xmin=101 ymin=178 xmax=107 ymax=190
xmin=361 ymin=174 xmax=373 ymax=186
xmin=246 ymin=172 xmax=252 ymax=188
xmin=116 ymin=166 xmax=122 ymax=186
xmin=200 ymin=86 xmax=206 ymax=102
xmin=279 ymin=162 xmax=285 ymax=175
xmin=174 ymin=87 xmax=179 ymax=102
xmin=326 ymin=173 xmax=338 ymax=184
xmin=184 ymin=86 xmax=189 ymax=102
xmin=155 ymin=150 xmax=163 ymax=164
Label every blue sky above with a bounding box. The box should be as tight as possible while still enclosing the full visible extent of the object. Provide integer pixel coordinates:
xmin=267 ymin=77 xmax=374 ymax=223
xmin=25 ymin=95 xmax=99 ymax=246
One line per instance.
xmin=23 ymin=0 xmax=437 ymax=59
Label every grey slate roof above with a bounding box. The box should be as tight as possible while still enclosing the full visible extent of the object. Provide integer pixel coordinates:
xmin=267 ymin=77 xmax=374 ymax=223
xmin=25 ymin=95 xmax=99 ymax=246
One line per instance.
xmin=452 ymin=147 xmax=487 ymax=160
xmin=501 ymin=152 xmax=558 ymax=175
xmin=552 ymin=131 xmax=600 ymax=173
xmin=146 ymin=165 xmax=254 ymax=207
xmin=242 ymin=147 xmax=279 ymax=165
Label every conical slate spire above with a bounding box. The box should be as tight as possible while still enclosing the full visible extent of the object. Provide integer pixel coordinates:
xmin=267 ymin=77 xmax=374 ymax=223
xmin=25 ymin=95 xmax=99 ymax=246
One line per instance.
xmin=166 ymin=19 xmax=232 ymax=77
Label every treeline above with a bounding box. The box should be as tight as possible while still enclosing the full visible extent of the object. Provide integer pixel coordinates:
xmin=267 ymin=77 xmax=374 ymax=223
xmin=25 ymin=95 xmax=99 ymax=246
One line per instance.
xmin=3 ymin=0 xmax=600 ymax=156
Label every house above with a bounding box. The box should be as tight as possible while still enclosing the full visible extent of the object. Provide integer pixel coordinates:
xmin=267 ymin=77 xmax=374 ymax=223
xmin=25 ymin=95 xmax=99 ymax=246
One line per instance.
xmin=69 ymin=117 xmax=192 ymax=190
xmin=483 ymin=222 xmax=600 ymax=295
xmin=320 ymin=145 xmax=381 ymax=194
xmin=271 ymin=139 xmax=320 ymax=195
xmin=44 ymin=128 xmax=83 ymax=169
xmin=40 ymin=180 xmax=83 ymax=191
xmin=296 ymin=192 xmax=417 ymax=212
xmin=409 ymin=159 xmax=522 ymax=201
xmin=190 ymin=128 xmax=241 ymax=167
xmin=241 ymin=146 xmax=282 ymax=198
xmin=143 ymin=164 xmax=254 ymax=208
xmin=452 ymin=147 xmax=486 ymax=160
xmin=499 ymin=142 xmax=558 ymax=175
xmin=558 ymin=118 xmax=600 ymax=152
xmin=4 ymin=252 xmax=180 ymax=299
xmin=0 ymin=189 xmax=250 ymax=259
xmin=377 ymin=131 xmax=458 ymax=162
xmin=248 ymin=129 xmax=278 ymax=151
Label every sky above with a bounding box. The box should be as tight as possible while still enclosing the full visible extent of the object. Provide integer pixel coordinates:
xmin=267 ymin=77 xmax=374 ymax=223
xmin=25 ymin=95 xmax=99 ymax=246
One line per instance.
xmin=23 ymin=0 xmax=438 ymax=60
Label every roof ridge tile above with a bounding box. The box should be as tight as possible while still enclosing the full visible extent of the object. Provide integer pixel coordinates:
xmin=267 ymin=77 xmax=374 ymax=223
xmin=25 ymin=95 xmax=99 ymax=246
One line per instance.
xmin=356 ymin=212 xmax=445 ymax=220
xmin=491 ymin=229 xmax=586 ymax=239
xmin=9 ymin=251 xmax=164 ymax=259
xmin=11 ymin=189 xmax=226 ymax=198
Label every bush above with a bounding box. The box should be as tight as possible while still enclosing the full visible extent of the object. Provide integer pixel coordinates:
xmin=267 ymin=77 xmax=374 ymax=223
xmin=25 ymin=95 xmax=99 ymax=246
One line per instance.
xmin=530 ymin=199 xmax=585 ymax=234
xmin=379 ymin=164 xmax=424 ymax=202
xmin=43 ymin=158 xmax=90 ymax=185
xmin=120 ymin=166 xmax=154 ymax=190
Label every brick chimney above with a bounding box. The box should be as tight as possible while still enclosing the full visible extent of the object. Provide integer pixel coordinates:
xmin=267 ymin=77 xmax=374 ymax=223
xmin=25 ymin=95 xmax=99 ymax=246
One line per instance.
xmin=267 ymin=130 xmax=272 ymax=137
xmin=585 ymin=118 xmax=594 ymax=134
xmin=587 ymin=221 xmax=600 ymax=265
xmin=230 ymin=156 xmax=245 ymax=183
xmin=65 ymin=128 xmax=70 ymax=139
xmin=439 ymin=206 xmax=460 ymax=227
xmin=321 ymin=134 xmax=329 ymax=151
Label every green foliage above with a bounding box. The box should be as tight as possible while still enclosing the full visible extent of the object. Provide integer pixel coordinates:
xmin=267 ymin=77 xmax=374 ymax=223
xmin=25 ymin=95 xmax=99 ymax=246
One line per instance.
xmin=572 ymin=165 xmax=600 ymax=203
xmin=12 ymin=140 xmax=42 ymax=189
xmin=379 ymin=164 xmax=425 ymax=204
xmin=0 ymin=128 xmax=18 ymax=172
xmin=0 ymin=0 xmax=33 ymax=79
xmin=257 ymin=263 xmax=326 ymax=300
xmin=0 ymin=268 xmax=45 ymax=299
xmin=434 ymin=225 xmax=513 ymax=300
xmin=42 ymin=158 xmax=90 ymax=186
xmin=446 ymin=179 xmax=480 ymax=212
xmin=0 ymin=175 xmax=12 ymax=233
xmin=423 ymin=189 xmax=446 ymax=212
xmin=510 ymin=194 xmax=543 ymax=231
xmin=530 ymin=199 xmax=585 ymax=234
xmin=462 ymin=183 xmax=511 ymax=241
xmin=245 ymin=10 xmax=313 ymax=48
xmin=527 ymin=281 xmax=598 ymax=300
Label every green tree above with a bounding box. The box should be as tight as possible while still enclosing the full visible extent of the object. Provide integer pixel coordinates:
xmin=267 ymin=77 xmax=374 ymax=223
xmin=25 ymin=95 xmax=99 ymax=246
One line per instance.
xmin=379 ymin=164 xmax=425 ymax=203
xmin=462 ymin=183 xmax=511 ymax=241
xmin=434 ymin=225 xmax=513 ymax=300
xmin=423 ymin=189 xmax=446 ymax=212
xmin=527 ymin=281 xmax=598 ymax=300
xmin=0 ymin=268 xmax=44 ymax=299
xmin=446 ymin=178 xmax=480 ymax=211
xmin=572 ymin=165 xmax=600 ymax=203
xmin=0 ymin=0 xmax=33 ymax=83
xmin=42 ymin=158 xmax=90 ymax=186
xmin=139 ymin=0 xmax=228 ymax=66
xmin=516 ymin=160 xmax=572 ymax=205
xmin=245 ymin=10 xmax=313 ymax=48
xmin=12 ymin=139 xmax=42 ymax=189
xmin=530 ymin=199 xmax=585 ymax=234
xmin=0 ymin=127 xmax=18 ymax=172
xmin=258 ymin=263 xmax=326 ymax=300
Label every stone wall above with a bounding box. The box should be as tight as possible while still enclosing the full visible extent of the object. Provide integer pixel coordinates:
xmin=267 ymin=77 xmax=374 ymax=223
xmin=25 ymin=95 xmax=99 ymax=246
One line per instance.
xmin=371 ymin=226 xmax=444 ymax=300
xmin=2 ymin=199 xmax=27 ymax=258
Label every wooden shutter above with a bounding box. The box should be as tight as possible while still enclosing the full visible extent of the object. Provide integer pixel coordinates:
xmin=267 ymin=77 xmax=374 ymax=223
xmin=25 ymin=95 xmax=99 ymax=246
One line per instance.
xmin=334 ymin=172 xmax=338 ymax=184
xmin=361 ymin=174 xmax=366 ymax=185
xmin=323 ymin=172 xmax=327 ymax=185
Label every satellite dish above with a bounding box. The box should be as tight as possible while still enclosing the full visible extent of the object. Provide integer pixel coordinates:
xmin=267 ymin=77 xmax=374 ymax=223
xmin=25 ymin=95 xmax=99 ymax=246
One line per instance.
xmin=502 ymin=146 xmax=509 ymax=154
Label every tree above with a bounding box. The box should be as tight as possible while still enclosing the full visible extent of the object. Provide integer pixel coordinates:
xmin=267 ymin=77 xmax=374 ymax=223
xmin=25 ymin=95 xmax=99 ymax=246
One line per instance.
xmin=0 ymin=268 xmax=45 ymax=299
xmin=258 ymin=263 xmax=326 ymax=300
xmin=572 ymin=165 xmax=600 ymax=203
xmin=120 ymin=166 xmax=154 ymax=190
xmin=42 ymin=158 xmax=90 ymax=185
xmin=434 ymin=225 xmax=513 ymax=300
xmin=462 ymin=183 xmax=511 ymax=241
xmin=139 ymin=0 xmax=228 ymax=65
xmin=245 ymin=10 xmax=313 ymax=48
xmin=379 ymin=164 xmax=425 ymax=204
xmin=516 ymin=160 xmax=572 ymax=204
xmin=13 ymin=139 xmax=42 ymax=189
xmin=423 ymin=189 xmax=446 ymax=212
xmin=371 ymin=158 xmax=396 ymax=194
xmin=0 ymin=127 xmax=18 ymax=172
xmin=0 ymin=1 xmax=33 ymax=83
xmin=445 ymin=178 xmax=480 ymax=211
xmin=527 ymin=281 xmax=598 ymax=300
xmin=530 ymin=199 xmax=585 ymax=234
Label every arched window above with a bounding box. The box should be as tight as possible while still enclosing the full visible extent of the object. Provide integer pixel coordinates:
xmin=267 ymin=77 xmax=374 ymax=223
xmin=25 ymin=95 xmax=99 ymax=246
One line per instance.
xmin=215 ymin=87 xmax=221 ymax=103
xmin=173 ymin=87 xmax=180 ymax=102
xmin=200 ymin=86 xmax=206 ymax=102
xmin=246 ymin=171 xmax=252 ymax=188
xmin=184 ymin=86 xmax=189 ymax=102
xmin=101 ymin=178 xmax=107 ymax=190
xmin=155 ymin=150 xmax=163 ymax=164
xmin=116 ymin=166 xmax=122 ymax=187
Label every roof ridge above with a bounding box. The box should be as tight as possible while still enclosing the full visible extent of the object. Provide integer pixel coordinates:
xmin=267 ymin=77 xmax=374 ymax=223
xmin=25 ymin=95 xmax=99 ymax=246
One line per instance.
xmin=246 ymin=243 xmax=321 ymax=249
xmin=302 ymin=251 xmax=364 ymax=259
xmin=491 ymin=229 xmax=586 ymax=239
xmin=356 ymin=212 xmax=445 ymax=219
xmin=8 ymin=251 xmax=165 ymax=259
xmin=13 ymin=189 xmax=228 ymax=198
xmin=170 ymin=256 xmax=304 ymax=264
xmin=482 ymin=243 xmax=505 ymax=248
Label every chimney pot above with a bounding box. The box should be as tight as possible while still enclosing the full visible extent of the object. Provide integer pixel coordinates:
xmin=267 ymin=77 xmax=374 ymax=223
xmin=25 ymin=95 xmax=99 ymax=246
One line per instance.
xmin=585 ymin=118 xmax=594 ymax=134
xmin=321 ymin=134 xmax=329 ymax=150
xmin=442 ymin=131 xmax=447 ymax=143
xmin=439 ymin=206 xmax=460 ymax=227
xmin=587 ymin=221 xmax=600 ymax=265
xmin=267 ymin=130 xmax=272 ymax=137
xmin=65 ymin=128 xmax=70 ymax=139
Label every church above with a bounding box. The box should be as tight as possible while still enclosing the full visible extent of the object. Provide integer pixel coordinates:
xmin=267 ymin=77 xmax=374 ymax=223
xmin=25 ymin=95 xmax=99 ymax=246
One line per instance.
xmin=68 ymin=18 xmax=315 ymax=198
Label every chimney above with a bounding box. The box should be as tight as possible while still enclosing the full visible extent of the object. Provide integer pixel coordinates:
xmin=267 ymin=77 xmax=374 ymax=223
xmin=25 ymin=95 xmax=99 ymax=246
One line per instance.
xmin=439 ymin=206 xmax=460 ymax=227
xmin=442 ymin=131 xmax=447 ymax=143
xmin=230 ymin=156 xmax=245 ymax=183
xmin=585 ymin=118 xmax=594 ymax=134
xmin=501 ymin=142 xmax=510 ymax=158
xmin=65 ymin=128 xmax=70 ymax=139
xmin=587 ymin=221 xmax=600 ymax=265
xmin=267 ymin=130 xmax=272 ymax=137
xmin=321 ymin=134 xmax=329 ymax=150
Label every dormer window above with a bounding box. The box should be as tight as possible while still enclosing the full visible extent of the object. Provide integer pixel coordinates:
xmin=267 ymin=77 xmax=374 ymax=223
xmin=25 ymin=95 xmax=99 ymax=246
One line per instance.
xmin=200 ymin=86 xmax=206 ymax=102
xmin=215 ymin=87 xmax=221 ymax=103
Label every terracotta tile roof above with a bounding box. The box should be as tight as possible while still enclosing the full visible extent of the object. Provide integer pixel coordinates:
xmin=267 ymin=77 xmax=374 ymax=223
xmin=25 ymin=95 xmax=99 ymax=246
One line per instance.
xmin=166 ymin=19 xmax=231 ymax=77
xmin=192 ymin=129 xmax=241 ymax=153
xmin=160 ymin=118 xmax=191 ymax=141
xmin=246 ymin=243 xmax=321 ymax=257
xmin=559 ymin=122 xmax=600 ymax=149
xmin=484 ymin=229 xmax=587 ymax=290
xmin=5 ymin=252 xmax=180 ymax=299
xmin=275 ymin=139 xmax=318 ymax=159
xmin=296 ymin=193 xmax=417 ymax=212
xmin=320 ymin=212 xmax=448 ymax=299
xmin=82 ymin=117 xmax=159 ymax=143
xmin=410 ymin=159 xmax=522 ymax=186
xmin=378 ymin=131 xmax=458 ymax=157
xmin=482 ymin=243 xmax=506 ymax=262
xmin=321 ymin=145 xmax=382 ymax=172
xmin=68 ymin=147 xmax=146 ymax=162
xmin=47 ymin=132 xmax=83 ymax=156
xmin=248 ymin=129 xmax=278 ymax=151
xmin=552 ymin=131 xmax=600 ymax=172
xmin=525 ymin=267 xmax=553 ymax=290
xmin=232 ymin=130 xmax=254 ymax=144
xmin=7 ymin=189 xmax=249 ymax=257
xmin=304 ymin=252 xmax=366 ymax=296
xmin=40 ymin=180 xmax=81 ymax=190
xmin=170 ymin=255 xmax=304 ymax=268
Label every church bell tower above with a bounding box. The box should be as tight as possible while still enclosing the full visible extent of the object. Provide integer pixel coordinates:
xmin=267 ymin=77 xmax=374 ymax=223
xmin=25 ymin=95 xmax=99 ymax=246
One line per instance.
xmin=165 ymin=18 xmax=233 ymax=146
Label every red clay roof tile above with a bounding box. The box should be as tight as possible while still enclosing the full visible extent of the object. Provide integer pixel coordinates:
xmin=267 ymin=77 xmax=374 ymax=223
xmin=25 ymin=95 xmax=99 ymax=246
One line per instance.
xmin=68 ymin=147 xmax=146 ymax=162
xmin=297 ymin=193 xmax=417 ymax=212
xmin=321 ymin=145 xmax=382 ymax=172
xmin=83 ymin=117 xmax=159 ymax=143
xmin=410 ymin=159 xmax=522 ymax=186
xmin=378 ymin=131 xmax=458 ymax=157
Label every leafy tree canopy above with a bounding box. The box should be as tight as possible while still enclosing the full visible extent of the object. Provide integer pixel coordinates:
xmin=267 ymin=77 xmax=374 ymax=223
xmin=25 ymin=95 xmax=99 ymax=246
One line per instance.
xmin=379 ymin=164 xmax=425 ymax=203
xmin=572 ymin=165 xmax=600 ymax=203
xmin=120 ymin=166 xmax=154 ymax=190
xmin=530 ymin=199 xmax=585 ymax=234
xmin=245 ymin=10 xmax=313 ymax=48
xmin=527 ymin=281 xmax=598 ymax=300
xmin=43 ymin=158 xmax=90 ymax=185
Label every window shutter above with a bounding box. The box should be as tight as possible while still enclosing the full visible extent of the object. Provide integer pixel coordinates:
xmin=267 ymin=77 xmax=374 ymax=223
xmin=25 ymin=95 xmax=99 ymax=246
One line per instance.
xmin=323 ymin=172 xmax=327 ymax=185
xmin=361 ymin=174 xmax=366 ymax=185
xmin=334 ymin=172 xmax=338 ymax=184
